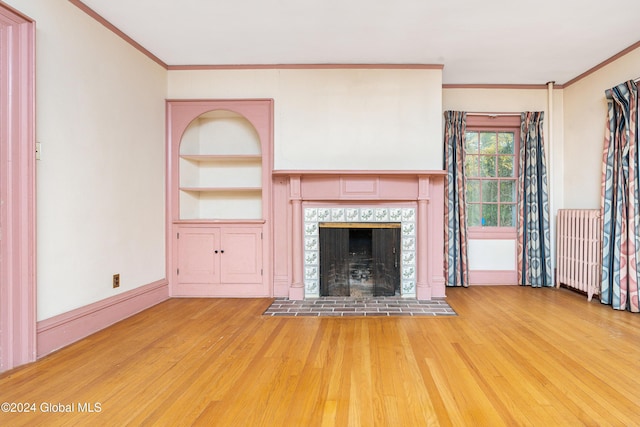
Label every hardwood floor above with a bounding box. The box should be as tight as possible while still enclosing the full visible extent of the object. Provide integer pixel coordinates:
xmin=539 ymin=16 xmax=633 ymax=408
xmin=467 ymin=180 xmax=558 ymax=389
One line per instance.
xmin=1 ymin=286 xmax=639 ymax=426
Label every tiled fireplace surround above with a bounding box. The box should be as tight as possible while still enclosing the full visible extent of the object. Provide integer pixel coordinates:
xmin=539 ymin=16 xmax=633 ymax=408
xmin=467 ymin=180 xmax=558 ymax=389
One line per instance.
xmin=272 ymin=171 xmax=446 ymax=301
xmin=304 ymin=206 xmax=415 ymax=297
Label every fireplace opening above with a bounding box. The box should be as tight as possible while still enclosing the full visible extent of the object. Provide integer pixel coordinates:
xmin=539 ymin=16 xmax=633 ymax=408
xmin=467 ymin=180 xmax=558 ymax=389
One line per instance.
xmin=319 ymin=223 xmax=400 ymax=297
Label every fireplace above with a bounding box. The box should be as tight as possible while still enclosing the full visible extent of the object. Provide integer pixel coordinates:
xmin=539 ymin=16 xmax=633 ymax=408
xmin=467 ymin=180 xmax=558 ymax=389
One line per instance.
xmin=272 ymin=172 xmax=446 ymax=300
xmin=319 ymin=224 xmax=400 ymax=297
xmin=303 ymin=206 xmax=416 ymax=298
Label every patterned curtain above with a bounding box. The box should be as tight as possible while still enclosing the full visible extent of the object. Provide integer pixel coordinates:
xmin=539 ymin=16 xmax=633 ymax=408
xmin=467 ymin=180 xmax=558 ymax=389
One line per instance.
xmin=600 ymin=80 xmax=640 ymax=312
xmin=517 ymin=112 xmax=552 ymax=287
xmin=443 ymin=111 xmax=469 ymax=287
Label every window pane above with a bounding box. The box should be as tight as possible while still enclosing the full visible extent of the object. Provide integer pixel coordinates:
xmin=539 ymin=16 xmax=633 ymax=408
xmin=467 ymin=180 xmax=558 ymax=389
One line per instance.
xmin=500 ymin=204 xmax=516 ymax=227
xmin=467 ymin=204 xmax=481 ymax=226
xmin=497 ymin=155 xmax=514 ymax=177
xmin=480 ymin=132 xmax=496 ymax=155
xmin=480 ymin=156 xmax=496 ymax=177
xmin=465 ymin=154 xmax=479 ymax=177
xmin=466 ymin=179 xmax=480 ymax=202
xmin=500 ymin=180 xmax=516 ymax=202
xmin=482 ymin=180 xmax=498 ymax=202
xmin=482 ymin=204 xmax=498 ymax=226
xmin=498 ymin=132 xmax=515 ymax=154
xmin=465 ymin=132 xmax=478 ymax=153
xmin=465 ymin=125 xmax=519 ymax=230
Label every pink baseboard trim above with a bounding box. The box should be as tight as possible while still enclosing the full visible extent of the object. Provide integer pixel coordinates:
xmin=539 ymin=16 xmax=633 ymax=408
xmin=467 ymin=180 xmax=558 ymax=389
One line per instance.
xmin=36 ymin=279 xmax=169 ymax=358
xmin=431 ymin=277 xmax=447 ymax=297
xmin=273 ymin=276 xmax=290 ymax=297
xmin=469 ymin=270 xmax=517 ymax=285
xmin=416 ymin=284 xmax=432 ymax=300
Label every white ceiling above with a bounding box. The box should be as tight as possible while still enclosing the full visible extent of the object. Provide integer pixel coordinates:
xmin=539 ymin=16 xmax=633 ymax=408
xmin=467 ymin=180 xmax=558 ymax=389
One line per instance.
xmin=80 ymin=0 xmax=640 ymax=85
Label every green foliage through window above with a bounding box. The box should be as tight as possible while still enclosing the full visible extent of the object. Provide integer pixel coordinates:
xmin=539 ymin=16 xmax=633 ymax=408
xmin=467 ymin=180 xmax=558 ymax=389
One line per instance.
xmin=465 ymin=130 xmax=516 ymax=227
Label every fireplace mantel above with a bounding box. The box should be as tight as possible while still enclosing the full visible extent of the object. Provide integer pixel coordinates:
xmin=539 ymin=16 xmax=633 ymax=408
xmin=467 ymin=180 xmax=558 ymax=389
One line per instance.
xmin=271 ymin=170 xmax=446 ymax=301
xmin=273 ymin=170 xmax=446 ymax=175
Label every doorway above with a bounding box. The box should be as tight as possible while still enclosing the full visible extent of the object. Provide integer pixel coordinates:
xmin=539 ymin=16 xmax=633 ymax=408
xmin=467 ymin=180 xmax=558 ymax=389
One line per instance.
xmin=0 ymin=4 xmax=36 ymax=372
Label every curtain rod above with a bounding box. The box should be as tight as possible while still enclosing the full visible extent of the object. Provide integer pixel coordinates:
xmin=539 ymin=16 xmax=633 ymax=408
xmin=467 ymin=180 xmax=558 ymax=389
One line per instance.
xmin=466 ymin=112 xmax=521 ymax=117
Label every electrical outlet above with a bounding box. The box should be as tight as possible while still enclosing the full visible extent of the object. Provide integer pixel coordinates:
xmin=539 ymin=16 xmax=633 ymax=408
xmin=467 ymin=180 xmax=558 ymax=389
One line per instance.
xmin=113 ymin=274 xmax=120 ymax=288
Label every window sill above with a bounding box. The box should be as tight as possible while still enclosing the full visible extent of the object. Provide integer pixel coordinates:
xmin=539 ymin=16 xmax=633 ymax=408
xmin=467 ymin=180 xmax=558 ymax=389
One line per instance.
xmin=467 ymin=226 xmax=516 ymax=239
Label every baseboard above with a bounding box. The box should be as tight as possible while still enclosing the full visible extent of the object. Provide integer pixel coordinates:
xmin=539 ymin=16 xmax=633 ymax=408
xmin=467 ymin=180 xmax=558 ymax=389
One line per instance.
xmin=469 ymin=270 xmax=517 ymax=285
xmin=272 ymin=275 xmax=290 ymax=297
xmin=36 ymin=279 xmax=169 ymax=358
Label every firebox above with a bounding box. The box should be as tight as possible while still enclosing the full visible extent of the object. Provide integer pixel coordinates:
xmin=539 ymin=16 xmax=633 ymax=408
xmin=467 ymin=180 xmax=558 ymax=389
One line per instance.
xmin=319 ymin=223 xmax=400 ymax=297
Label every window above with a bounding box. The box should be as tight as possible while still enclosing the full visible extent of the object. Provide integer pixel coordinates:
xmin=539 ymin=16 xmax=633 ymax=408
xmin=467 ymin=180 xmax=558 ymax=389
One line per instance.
xmin=464 ymin=116 xmax=520 ymax=233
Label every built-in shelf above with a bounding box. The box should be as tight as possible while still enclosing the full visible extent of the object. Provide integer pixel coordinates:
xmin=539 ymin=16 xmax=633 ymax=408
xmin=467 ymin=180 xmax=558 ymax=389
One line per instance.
xmin=179 ymin=187 xmax=262 ymax=192
xmin=176 ymin=109 xmax=264 ymax=220
xmin=180 ymin=154 xmax=262 ymax=162
xmin=167 ymin=99 xmax=273 ymax=298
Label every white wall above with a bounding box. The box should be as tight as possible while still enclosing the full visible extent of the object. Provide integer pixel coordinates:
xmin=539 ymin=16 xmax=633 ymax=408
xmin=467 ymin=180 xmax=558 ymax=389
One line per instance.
xmin=442 ymin=87 xmax=564 ymax=279
xmin=467 ymin=240 xmax=516 ymax=270
xmin=11 ymin=0 xmax=629 ymax=315
xmin=168 ymin=68 xmax=444 ymax=170
xmin=563 ymin=46 xmax=640 ymax=208
xmin=7 ymin=0 xmax=168 ymax=320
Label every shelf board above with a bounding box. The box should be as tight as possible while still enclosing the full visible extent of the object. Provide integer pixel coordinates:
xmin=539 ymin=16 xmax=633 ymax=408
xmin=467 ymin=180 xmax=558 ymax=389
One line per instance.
xmin=174 ymin=219 xmax=266 ymax=225
xmin=180 ymin=154 xmax=262 ymax=162
xmin=180 ymin=187 xmax=262 ymax=193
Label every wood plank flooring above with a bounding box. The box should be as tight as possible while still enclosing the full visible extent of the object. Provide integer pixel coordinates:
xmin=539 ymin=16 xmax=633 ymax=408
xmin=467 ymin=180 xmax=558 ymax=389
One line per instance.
xmin=1 ymin=286 xmax=639 ymax=426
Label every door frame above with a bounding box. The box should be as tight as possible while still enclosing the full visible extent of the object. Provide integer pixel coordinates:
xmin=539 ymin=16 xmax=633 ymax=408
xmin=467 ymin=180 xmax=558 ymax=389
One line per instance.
xmin=0 ymin=2 xmax=36 ymax=372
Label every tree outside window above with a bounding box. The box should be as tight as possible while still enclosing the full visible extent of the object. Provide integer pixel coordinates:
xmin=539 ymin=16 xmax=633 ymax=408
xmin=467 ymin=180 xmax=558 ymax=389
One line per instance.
xmin=464 ymin=127 xmax=517 ymax=228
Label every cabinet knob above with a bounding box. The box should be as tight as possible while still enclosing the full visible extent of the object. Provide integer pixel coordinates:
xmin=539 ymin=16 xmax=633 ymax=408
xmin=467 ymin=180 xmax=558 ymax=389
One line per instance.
xmin=220 ymin=250 xmax=225 ymax=254
xmin=214 ymin=250 xmax=218 ymax=253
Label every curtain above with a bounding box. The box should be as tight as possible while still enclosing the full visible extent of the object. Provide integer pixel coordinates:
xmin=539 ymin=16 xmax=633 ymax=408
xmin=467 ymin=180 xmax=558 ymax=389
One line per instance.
xmin=517 ymin=112 xmax=552 ymax=287
xmin=600 ymin=80 xmax=640 ymax=312
xmin=443 ymin=111 xmax=469 ymax=287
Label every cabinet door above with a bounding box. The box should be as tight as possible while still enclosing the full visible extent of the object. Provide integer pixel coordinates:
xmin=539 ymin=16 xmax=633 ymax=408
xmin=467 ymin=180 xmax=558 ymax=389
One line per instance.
xmin=220 ymin=228 xmax=263 ymax=284
xmin=177 ymin=228 xmax=220 ymax=284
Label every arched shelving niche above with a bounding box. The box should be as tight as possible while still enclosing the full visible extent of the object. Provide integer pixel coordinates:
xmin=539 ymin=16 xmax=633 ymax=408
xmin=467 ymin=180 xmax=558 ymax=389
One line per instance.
xmin=179 ymin=109 xmax=263 ymax=220
xmin=166 ymin=99 xmax=273 ymax=298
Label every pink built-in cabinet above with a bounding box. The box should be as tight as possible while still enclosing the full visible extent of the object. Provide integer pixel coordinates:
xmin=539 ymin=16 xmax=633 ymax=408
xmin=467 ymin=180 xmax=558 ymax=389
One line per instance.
xmin=167 ymin=100 xmax=273 ymax=297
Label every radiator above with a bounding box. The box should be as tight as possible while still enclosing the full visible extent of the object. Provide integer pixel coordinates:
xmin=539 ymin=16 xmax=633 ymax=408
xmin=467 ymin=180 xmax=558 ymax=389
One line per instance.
xmin=556 ymin=209 xmax=601 ymax=301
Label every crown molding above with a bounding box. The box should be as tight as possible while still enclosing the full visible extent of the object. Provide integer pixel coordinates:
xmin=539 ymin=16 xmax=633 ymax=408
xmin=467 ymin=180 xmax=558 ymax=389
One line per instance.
xmin=69 ymin=1 xmax=640 ymax=88
xmin=442 ymin=83 xmax=560 ymax=90
xmin=69 ymin=0 xmax=167 ymax=69
xmin=563 ymin=40 xmax=640 ymax=88
xmin=167 ymin=63 xmax=444 ymax=71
